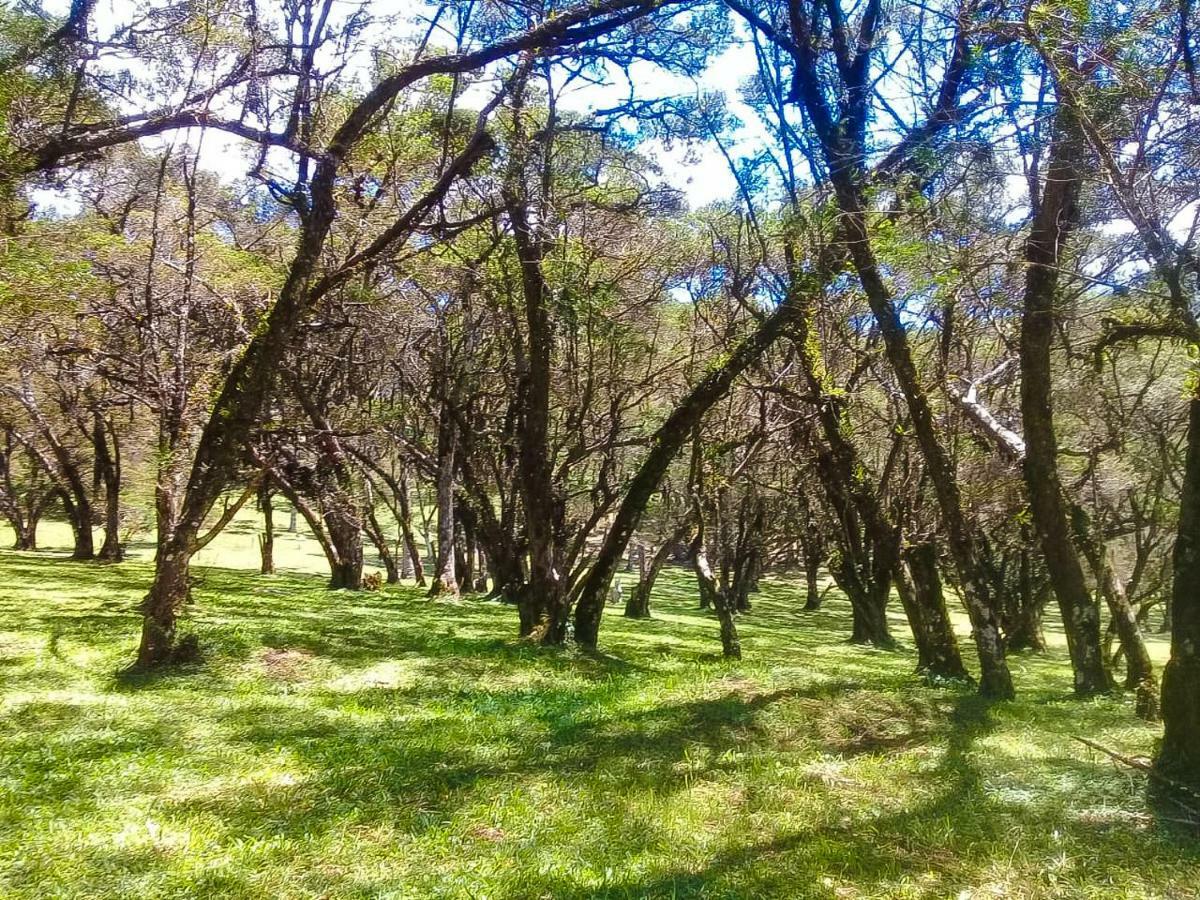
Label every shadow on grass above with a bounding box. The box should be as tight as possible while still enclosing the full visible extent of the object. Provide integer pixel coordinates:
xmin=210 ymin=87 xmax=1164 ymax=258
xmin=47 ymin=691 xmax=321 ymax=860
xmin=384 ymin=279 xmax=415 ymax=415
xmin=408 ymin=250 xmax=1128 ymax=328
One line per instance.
xmin=2 ymin=551 xmax=1195 ymax=899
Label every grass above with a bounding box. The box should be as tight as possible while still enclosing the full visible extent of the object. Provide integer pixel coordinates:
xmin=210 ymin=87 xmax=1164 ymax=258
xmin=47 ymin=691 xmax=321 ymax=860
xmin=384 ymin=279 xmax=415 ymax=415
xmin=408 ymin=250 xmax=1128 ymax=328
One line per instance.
xmin=0 ymin=525 xmax=1197 ymax=898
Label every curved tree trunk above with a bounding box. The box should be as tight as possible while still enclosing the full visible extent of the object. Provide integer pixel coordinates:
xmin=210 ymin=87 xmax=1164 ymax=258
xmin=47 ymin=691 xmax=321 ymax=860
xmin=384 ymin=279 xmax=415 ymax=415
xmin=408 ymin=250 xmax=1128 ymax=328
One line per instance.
xmin=363 ymin=495 xmax=398 ymax=584
xmin=625 ymin=525 xmax=687 ymax=619
xmin=782 ymin=7 xmax=1014 ymax=698
xmin=692 ymin=529 xmax=740 ymax=659
xmin=572 ymin=272 xmax=827 ymax=647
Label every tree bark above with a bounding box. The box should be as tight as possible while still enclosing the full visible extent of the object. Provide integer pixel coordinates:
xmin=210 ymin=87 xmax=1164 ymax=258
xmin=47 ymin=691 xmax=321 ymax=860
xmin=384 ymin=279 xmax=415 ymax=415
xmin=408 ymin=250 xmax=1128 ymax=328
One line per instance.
xmin=899 ymin=542 xmax=968 ymax=679
xmin=1158 ymin=398 xmax=1200 ymax=782
xmin=692 ymin=528 xmax=740 ymax=659
xmin=1018 ymin=105 xmax=1110 ymax=697
xmin=783 ymin=2 xmax=1014 ymax=698
xmin=507 ymin=190 xmax=568 ymax=644
xmin=1006 ymin=549 xmax=1049 ymax=652
xmin=397 ymin=472 xmax=426 ymax=586
xmin=428 ymin=406 xmax=459 ymax=599
xmin=1082 ymin=537 xmax=1158 ymax=720
xmin=363 ymin=483 xmax=398 ymax=584
xmin=258 ymin=482 xmax=275 ymax=575
xmin=93 ymin=414 xmax=123 ymax=561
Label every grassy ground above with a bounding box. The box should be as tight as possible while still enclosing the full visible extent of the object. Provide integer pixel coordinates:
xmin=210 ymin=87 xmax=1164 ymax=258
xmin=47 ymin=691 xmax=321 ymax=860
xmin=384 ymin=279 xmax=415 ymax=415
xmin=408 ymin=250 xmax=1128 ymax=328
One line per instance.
xmin=0 ymin=530 xmax=1197 ymax=898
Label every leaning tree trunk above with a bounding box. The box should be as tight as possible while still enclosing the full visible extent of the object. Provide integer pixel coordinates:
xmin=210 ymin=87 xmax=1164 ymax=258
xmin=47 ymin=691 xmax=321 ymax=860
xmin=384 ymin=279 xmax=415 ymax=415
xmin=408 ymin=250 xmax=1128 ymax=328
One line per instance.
xmin=625 ymin=524 xmax=688 ymax=619
xmin=364 ymin=499 xmax=398 ymax=584
xmin=397 ymin=473 xmax=426 ymax=586
xmin=572 ymin=271 xmax=827 ymax=647
xmin=813 ymin=168 xmax=1013 ymax=698
xmin=783 ymin=22 xmax=1014 ymax=697
xmin=1092 ymin=546 xmax=1158 ymax=720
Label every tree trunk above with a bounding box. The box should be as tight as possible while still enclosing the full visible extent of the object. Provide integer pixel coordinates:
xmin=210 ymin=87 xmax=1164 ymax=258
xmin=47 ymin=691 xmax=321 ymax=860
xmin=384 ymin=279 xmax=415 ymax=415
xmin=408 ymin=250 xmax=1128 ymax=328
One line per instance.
xmin=799 ymin=520 xmax=825 ymax=611
xmin=572 ymin=272 xmax=826 ymax=647
xmin=507 ymin=192 xmax=568 ymax=644
xmin=363 ymin=495 xmax=398 ymax=584
xmin=693 ymin=532 xmax=740 ymax=659
xmin=1018 ymin=106 xmax=1110 ymax=697
xmin=1005 ymin=544 xmax=1048 ymax=652
xmin=783 ymin=26 xmax=1014 ymax=698
xmin=625 ymin=525 xmax=687 ymax=619
xmin=258 ymin=483 xmax=275 ymax=575
xmin=136 ymin=535 xmax=192 ymax=667
xmin=60 ymin=491 xmax=95 ymax=560
xmin=899 ymin=542 xmax=968 ymax=679
xmin=94 ymin=414 xmax=123 ymax=561
xmin=397 ymin=472 xmax=426 ymax=586
xmin=455 ymin=510 xmax=475 ymax=593
xmin=428 ymin=407 xmax=459 ymax=599
xmin=1093 ymin=546 xmax=1158 ymax=720
xmin=1158 ymin=398 xmax=1200 ymax=782
xmin=324 ymin=499 xmax=363 ymax=590
xmin=12 ymin=520 xmax=37 ymax=550
xmin=814 ymin=169 xmax=1013 ymax=697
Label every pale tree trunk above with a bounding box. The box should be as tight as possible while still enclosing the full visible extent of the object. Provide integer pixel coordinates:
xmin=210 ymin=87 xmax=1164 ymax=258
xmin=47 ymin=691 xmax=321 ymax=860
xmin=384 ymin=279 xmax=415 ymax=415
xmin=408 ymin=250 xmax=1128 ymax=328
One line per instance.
xmin=692 ymin=525 xmax=740 ymax=660
xmin=428 ymin=406 xmax=459 ymax=599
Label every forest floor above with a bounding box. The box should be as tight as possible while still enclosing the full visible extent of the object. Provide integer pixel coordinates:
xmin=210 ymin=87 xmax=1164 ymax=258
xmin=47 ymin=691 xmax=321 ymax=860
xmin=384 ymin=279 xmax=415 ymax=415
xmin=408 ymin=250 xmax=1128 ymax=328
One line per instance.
xmin=1 ymin=525 xmax=1198 ymax=898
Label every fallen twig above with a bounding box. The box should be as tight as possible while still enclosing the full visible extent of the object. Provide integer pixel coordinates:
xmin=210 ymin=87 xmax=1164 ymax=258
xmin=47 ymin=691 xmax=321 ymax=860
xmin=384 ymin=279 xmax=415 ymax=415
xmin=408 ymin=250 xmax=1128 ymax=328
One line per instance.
xmin=1073 ymin=735 xmax=1200 ymax=816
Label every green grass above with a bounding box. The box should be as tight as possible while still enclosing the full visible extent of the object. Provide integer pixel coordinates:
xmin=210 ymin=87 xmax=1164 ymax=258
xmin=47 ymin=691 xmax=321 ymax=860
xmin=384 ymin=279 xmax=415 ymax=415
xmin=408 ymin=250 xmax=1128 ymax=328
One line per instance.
xmin=0 ymin=535 xmax=1197 ymax=898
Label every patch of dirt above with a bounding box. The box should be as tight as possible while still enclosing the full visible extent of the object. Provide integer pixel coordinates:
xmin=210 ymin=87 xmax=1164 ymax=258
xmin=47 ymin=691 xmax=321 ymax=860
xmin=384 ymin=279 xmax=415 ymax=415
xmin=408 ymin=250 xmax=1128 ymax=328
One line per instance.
xmin=717 ymin=674 xmax=763 ymax=699
xmin=468 ymin=824 xmax=506 ymax=842
xmin=258 ymin=647 xmax=315 ymax=680
xmin=802 ymin=691 xmax=952 ymax=757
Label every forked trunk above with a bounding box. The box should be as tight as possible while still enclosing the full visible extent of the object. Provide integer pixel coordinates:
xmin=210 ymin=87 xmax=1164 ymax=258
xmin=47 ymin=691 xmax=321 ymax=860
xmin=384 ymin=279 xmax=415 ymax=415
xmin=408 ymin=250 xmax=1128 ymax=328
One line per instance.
xmin=898 ymin=542 xmax=968 ymax=679
xmin=693 ymin=538 xmax=740 ymax=659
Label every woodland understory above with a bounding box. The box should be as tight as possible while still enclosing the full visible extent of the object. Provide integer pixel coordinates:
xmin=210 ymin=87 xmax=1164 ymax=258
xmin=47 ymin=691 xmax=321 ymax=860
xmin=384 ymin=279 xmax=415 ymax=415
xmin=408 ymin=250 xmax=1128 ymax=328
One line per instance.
xmin=2 ymin=0 xmax=1200 ymax=842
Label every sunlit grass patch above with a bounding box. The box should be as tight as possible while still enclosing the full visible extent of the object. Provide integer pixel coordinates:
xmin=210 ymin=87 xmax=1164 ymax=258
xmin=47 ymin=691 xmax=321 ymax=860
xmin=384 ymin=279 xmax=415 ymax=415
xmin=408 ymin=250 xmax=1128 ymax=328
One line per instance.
xmin=0 ymin=549 xmax=1194 ymax=898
